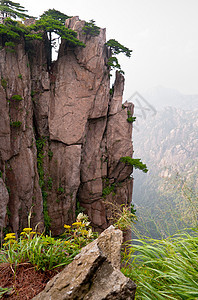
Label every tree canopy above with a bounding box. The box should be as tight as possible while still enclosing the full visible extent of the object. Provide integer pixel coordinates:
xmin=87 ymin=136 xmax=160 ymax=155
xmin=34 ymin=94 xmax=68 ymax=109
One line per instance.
xmin=82 ymin=19 xmax=100 ymax=37
xmin=40 ymin=9 xmax=69 ymax=25
xmin=106 ymin=39 xmax=132 ymax=57
xmin=0 ymin=0 xmax=31 ymax=19
xmin=29 ymin=12 xmax=85 ymax=64
xmin=106 ymin=39 xmax=132 ymax=74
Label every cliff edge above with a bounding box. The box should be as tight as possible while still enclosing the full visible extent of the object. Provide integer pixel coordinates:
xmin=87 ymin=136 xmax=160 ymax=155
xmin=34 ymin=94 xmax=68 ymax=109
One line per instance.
xmin=0 ymin=17 xmax=134 ymax=236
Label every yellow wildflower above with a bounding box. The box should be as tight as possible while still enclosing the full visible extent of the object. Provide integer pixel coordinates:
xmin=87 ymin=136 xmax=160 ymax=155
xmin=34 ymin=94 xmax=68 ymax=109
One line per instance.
xmin=72 ymin=222 xmax=82 ymax=227
xmin=20 ymin=232 xmax=26 ymax=235
xmin=64 ymin=224 xmax=71 ymax=229
xmin=30 ymin=231 xmax=36 ymax=235
xmin=4 ymin=233 xmax=16 ymax=240
xmin=22 ymin=227 xmax=32 ymax=233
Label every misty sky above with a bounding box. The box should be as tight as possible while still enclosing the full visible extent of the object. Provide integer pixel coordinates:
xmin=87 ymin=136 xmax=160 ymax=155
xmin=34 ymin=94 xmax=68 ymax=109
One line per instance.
xmin=20 ymin=0 xmax=198 ymax=99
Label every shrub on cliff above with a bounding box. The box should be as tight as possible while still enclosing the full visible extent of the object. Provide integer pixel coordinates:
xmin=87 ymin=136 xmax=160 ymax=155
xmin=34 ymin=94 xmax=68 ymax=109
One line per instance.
xmin=106 ymin=39 xmax=132 ymax=74
xmin=82 ymin=19 xmax=100 ymax=36
xmin=120 ymin=156 xmax=148 ymax=173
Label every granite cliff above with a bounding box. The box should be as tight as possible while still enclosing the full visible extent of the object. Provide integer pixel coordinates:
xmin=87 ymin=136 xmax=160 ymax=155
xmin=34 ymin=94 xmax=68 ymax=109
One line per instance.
xmin=0 ymin=17 xmax=134 ymax=236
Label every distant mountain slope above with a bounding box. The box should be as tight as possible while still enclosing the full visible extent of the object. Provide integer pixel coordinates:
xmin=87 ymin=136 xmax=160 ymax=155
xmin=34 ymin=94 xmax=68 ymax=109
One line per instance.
xmin=131 ymin=87 xmax=198 ymax=238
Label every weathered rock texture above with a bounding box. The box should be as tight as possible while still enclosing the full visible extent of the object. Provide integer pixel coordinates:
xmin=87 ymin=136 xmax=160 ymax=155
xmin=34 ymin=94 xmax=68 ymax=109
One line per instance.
xmin=0 ymin=16 xmax=134 ymax=235
xmin=33 ymin=226 xmax=136 ymax=300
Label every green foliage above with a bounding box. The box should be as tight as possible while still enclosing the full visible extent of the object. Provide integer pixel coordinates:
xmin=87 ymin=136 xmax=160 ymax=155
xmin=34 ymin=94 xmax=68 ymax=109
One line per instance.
xmin=75 ymin=200 xmax=85 ymax=217
xmin=106 ymin=38 xmax=132 ymax=75
xmin=47 ymin=177 xmax=53 ymax=190
xmin=11 ymin=94 xmax=23 ymax=101
xmin=36 ymin=137 xmax=51 ymax=232
xmin=48 ymin=149 xmax=53 ymax=160
xmin=0 ymin=0 xmax=31 ymax=19
xmin=107 ymin=56 xmax=124 ymax=74
xmin=82 ymin=19 xmax=100 ymax=36
xmin=120 ymin=156 xmax=148 ymax=173
xmin=32 ymin=16 xmax=85 ymax=48
xmin=31 ymin=90 xmax=36 ymax=97
xmin=0 ymin=287 xmax=12 ymax=298
xmin=28 ymin=14 xmax=85 ymax=65
xmin=127 ymin=110 xmax=136 ymax=123
xmin=114 ymin=204 xmax=137 ymax=231
xmin=0 ymin=214 xmax=98 ymax=272
xmin=106 ymin=39 xmax=132 ymax=57
xmin=57 ymin=186 xmax=64 ymax=194
xmin=5 ymin=40 xmax=15 ymax=52
xmin=10 ymin=120 xmax=22 ymax=127
xmin=18 ymin=73 xmax=22 ymax=79
xmin=0 ymin=171 xmax=2 ymax=178
xmin=122 ymin=230 xmax=198 ymax=299
xmin=5 ymin=41 xmax=14 ymax=47
xmin=127 ymin=116 xmax=136 ymax=123
xmin=40 ymin=8 xmax=69 ymax=25
xmin=1 ymin=77 xmax=7 ymax=90
xmin=6 ymin=206 xmax=11 ymax=217
xmin=0 ymin=17 xmax=42 ymax=42
xmin=102 ymin=183 xmax=116 ymax=198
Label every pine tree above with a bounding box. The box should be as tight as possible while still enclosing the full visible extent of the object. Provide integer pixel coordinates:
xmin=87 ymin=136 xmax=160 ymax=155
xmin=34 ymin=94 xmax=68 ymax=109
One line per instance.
xmin=40 ymin=9 xmax=69 ymax=25
xmin=30 ymin=15 xmax=85 ymax=65
xmin=0 ymin=0 xmax=31 ymax=20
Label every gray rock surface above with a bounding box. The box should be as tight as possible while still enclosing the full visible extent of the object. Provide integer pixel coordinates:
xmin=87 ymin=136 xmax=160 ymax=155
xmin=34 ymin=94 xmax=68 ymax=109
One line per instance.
xmin=33 ymin=226 xmax=136 ymax=300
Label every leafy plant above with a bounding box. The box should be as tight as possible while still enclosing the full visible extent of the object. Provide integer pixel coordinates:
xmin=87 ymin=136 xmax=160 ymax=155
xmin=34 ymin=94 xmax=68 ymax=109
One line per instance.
xmin=0 ymin=286 xmax=12 ymax=298
xmin=5 ymin=40 xmax=15 ymax=52
xmin=10 ymin=121 xmax=22 ymax=127
xmin=35 ymin=137 xmax=51 ymax=231
xmin=127 ymin=110 xmax=136 ymax=123
xmin=102 ymin=183 xmax=116 ymax=198
xmin=11 ymin=94 xmax=23 ymax=101
xmin=82 ymin=19 xmax=100 ymax=37
xmin=107 ymin=56 xmax=124 ymax=74
xmin=47 ymin=177 xmax=53 ymax=190
xmin=0 ymin=213 xmax=98 ymax=272
xmin=75 ymin=199 xmax=85 ymax=217
xmin=18 ymin=73 xmax=22 ymax=79
xmin=122 ymin=230 xmax=198 ymax=299
xmin=57 ymin=186 xmax=64 ymax=194
xmin=120 ymin=156 xmax=148 ymax=173
xmin=106 ymin=39 xmax=132 ymax=57
xmin=106 ymin=39 xmax=132 ymax=75
xmin=127 ymin=116 xmax=136 ymax=123
xmin=48 ymin=149 xmax=53 ymax=160
xmin=114 ymin=204 xmax=137 ymax=231
xmin=1 ymin=77 xmax=7 ymax=90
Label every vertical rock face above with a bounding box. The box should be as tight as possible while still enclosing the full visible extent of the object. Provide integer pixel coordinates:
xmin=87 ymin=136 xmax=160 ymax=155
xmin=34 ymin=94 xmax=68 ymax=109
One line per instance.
xmin=0 ymin=17 xmax=134 ymax=235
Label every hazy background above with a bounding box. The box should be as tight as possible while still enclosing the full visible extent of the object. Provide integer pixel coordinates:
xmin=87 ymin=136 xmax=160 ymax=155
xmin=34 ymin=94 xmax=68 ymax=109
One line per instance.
xmin=19 ymin=0 xmax=198 ymax=99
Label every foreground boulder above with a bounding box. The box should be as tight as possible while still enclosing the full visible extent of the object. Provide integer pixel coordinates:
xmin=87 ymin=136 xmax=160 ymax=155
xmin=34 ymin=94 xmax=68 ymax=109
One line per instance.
xmin=33 ymin=226 xmax=136 ymax=300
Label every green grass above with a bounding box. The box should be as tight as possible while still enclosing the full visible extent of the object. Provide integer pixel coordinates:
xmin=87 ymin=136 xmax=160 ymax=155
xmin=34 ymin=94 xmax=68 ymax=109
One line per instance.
xmin=0 ymin=213 xmax=98 ymax=272
xmin=122 ymin=229 xmax=198 ymax=299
